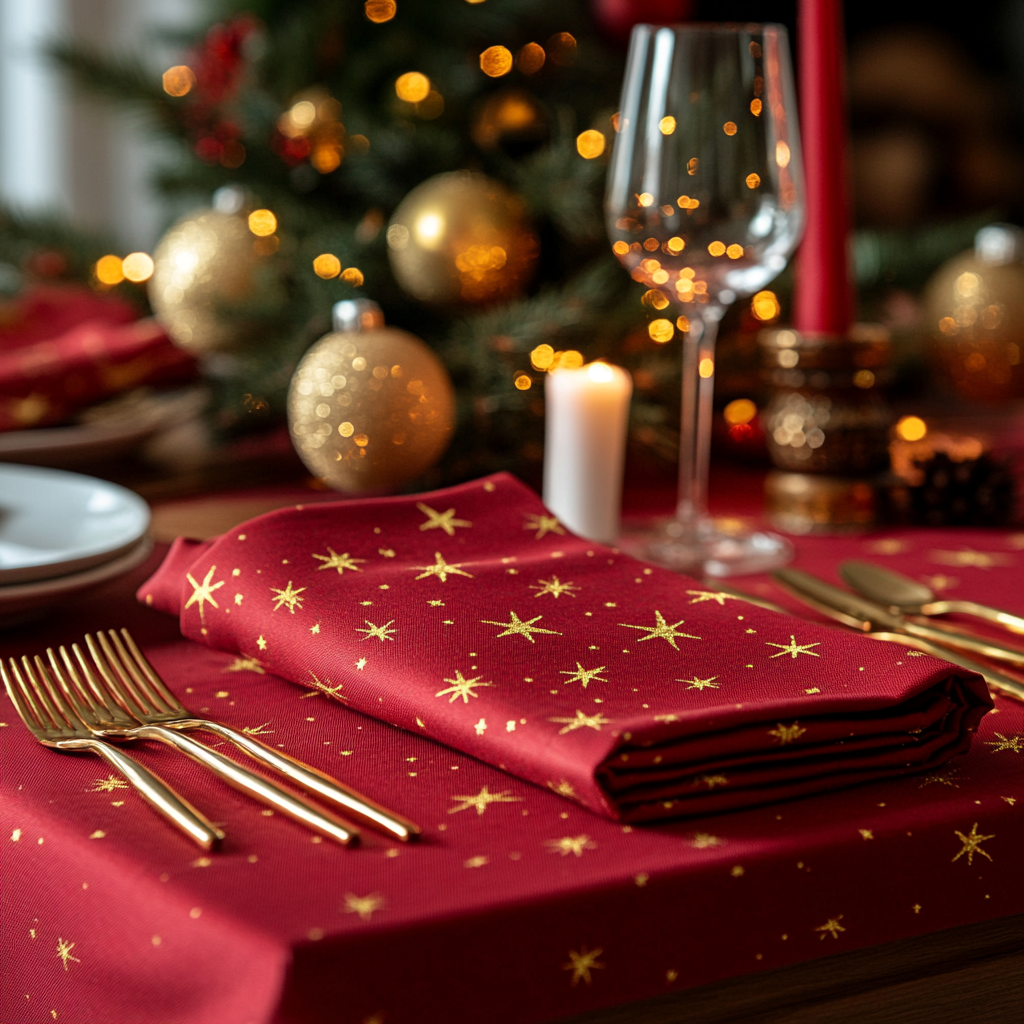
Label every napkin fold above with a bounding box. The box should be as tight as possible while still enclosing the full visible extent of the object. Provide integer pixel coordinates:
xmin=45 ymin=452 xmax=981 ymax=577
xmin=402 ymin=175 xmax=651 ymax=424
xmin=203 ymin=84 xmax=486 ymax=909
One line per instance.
xmin=138 ymin=474 xmax=991 ymax=820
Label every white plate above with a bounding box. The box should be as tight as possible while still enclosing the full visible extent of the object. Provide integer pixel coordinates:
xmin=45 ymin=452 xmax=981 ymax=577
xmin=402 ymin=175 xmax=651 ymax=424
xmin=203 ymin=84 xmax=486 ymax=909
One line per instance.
xmin=0 ymin=536 xmax=153 ymax=628
xmin=0 ymin=464 xmax=150 ymax=585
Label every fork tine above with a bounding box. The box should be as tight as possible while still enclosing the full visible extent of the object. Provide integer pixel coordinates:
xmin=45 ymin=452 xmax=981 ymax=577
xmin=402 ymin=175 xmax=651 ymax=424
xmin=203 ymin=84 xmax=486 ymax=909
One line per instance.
xmin=2 ymin=659 xmax=44 ymax=734
xmin=46 ymin=649 xmax=102 ymax=730
xmin=118 ymin=629 xmax=181 ymax=711
xmin=31 ymin=655 xmax=82 ymax=732
xmin=60 ymin=645 xmax=132 ymax=726
xmin=104 ymin=630 xmax=173 ymax=714
xmin=83 ymin=634 xmax=148 ymax=718
xmin=19 ymin=656 xmax=66 ymax=731
xmin=54 ymin=646 xmax=100 ymax=714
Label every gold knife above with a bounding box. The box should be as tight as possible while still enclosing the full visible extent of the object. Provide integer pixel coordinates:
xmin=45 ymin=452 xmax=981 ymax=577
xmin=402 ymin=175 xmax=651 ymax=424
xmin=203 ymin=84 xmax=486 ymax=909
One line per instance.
xmin=772 ymin=568 xmax=1024 ymax=703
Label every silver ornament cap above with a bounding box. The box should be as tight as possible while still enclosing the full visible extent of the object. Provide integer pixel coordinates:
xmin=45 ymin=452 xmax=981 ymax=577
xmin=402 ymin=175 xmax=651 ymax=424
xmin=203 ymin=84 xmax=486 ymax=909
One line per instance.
xmin=333 ymin=299 xmax=385 ymax=333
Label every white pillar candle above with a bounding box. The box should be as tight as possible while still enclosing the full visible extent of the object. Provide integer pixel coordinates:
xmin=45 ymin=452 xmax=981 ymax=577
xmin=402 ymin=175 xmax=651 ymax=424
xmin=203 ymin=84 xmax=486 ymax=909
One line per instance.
xmin=543 ymin=362 xmax=633 ymax=544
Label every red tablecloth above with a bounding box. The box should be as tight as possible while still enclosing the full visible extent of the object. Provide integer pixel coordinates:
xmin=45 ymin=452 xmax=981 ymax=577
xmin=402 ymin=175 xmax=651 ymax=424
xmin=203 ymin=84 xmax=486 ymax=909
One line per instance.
xmin=2 ymin=516 xmax=1023 ymax=1024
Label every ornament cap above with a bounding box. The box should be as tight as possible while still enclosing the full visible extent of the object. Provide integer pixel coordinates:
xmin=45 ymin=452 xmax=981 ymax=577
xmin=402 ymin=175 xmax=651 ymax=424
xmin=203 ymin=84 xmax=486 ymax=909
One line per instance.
xmin=333 ymin=299 xmax=385 ymax=334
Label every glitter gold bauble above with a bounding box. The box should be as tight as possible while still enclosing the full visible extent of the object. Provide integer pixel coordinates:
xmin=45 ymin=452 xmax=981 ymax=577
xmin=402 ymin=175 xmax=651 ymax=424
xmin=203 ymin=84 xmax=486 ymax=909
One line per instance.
xmin=288 ymin=300 xmax=455 ymax=492
xmin=386 ymin=171 xmax=539 ymax=305
xmin=149 ymin=206 xmax=263 ymax=353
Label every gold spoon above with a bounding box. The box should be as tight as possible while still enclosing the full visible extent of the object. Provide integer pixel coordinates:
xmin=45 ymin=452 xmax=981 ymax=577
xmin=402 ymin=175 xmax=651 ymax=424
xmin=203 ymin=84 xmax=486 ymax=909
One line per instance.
xmin=840 ymin=560 xmax=1024 ymax=636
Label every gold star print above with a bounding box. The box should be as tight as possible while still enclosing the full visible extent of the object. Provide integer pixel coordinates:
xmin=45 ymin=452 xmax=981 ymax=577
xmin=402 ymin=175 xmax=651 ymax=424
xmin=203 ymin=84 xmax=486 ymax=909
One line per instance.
xmin=481 ymin=610 xmax=562 ymax=643
xmin=690 ymin=833 xmax=723 ymax=849
xmin=766 ymin=635 xmax=821 ymax=659
xmin=185 ymin=566 xmax=225 ymax=621
xmin=859 ymin=829 xmax=874 ymax=840
xmin=919 ymin=772 xmax=959 ymax=788
xmin=234 ymin=593 xmax=243 ymax=605
xmin=310 ymin=624 xmax=320 ymax=635
xmin=355 ymin=658 xmax=367 ymax=670
xmin=313 ymin=548 xmax=366 ymax=574
xmin=559 ymin=663 xmax=607 ymax=689
xmin=417 ymin=502 xmax=471 ymax=536
xmin=547 ymin=779 xmax=577 ymax=799
xmin=270 ymin=581 xmax=306 ymax=614
xmin=866 ymin=538 xmax=908 ymax=555
xmin=257 ymin=635 xmax=267 ymax=650
xmin=414 ymin=552 xmax=474 ymax=583
xmin=678 ymin=675 xmax=719 ymax=691
xmin=241 ymin=722 xmax=273 ymax=735
xmin=686 ymin=590 xmax=737 ymax=605
xmin=56 ymin=938 xmax=80 ymax=970
xmin=224 ymin=656 xmax=264 ymax=674
xmin=701 ymin=775 xmax=728 ymax=789
xmin=448 ymin=786 xmax=521 ymax=815
xmin=474 ymin=718 xmax=487 ymax=735
xmin=923 ymin=574 xmax=957 ymax=592
xmin=546 ymin=835 xmax=596 ymax=857
xmin=531 ymin=577 xmax=580 ymax=598
xmin=356 ymin=620 xmax=396 ymax=642
xmin=427 ymin=599 xmax=445 ymax=607
xmin=525 ymin=512 xmax=566 ymax=540
xmin=815 ymin=916 xmax=846 ymax=940
xmin=952 ymin=823 xmax=995 ymax=865
xmin=90 ymin=775 xmax=128 ymax=793
xmin=306 ymin=672 xmax=346 ymax=700
xmin=435 ymin=670 xmax=493 ymax=704
xmin=930 ymin=549 xmax=1010 ymax=569
xmin=548 ymin=710 xmax=611 ymax=735
xmin=619 ymin=610 xmax=701 ymax=649
xmin=768 ymin=722 xmax=806 ymax=745
xmin=343 ymin=893 xmax=384 ymax=922
xmin=654 ymin=713 xmax=681 ymax=723
xmin=563 ymin=947 xmax=604 ymax=986
xmin=985 ymin=733 xmax=1023 ymax=754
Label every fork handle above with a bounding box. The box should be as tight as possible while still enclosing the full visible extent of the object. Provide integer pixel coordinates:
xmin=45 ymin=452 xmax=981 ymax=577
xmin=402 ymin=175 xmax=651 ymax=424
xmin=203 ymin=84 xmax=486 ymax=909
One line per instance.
xmin=189 ymin=721 xmax=420 ymax=841
xmin=924 ymin=600 xmax=1024 ymax=636
xmin=128 ymin=725 xmax=358 ymax=845
xmin=903 ymin=619 xmax=1024 ymax=668
xmin=80 ymin=738 xmax=224 ymax=850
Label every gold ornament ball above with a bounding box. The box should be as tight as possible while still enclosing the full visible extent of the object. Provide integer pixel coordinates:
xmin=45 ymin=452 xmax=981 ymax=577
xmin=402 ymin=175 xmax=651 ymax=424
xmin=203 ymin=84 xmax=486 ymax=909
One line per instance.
xmin=924 ymin=226 xmax=1024 ymax=403
xmin=149 ymin=208 xmax=264 ymax=354
xmin=288 ymin=304 xmax=455 ymax=492
xmin=386 ymin=170 xmax=539 ymax=306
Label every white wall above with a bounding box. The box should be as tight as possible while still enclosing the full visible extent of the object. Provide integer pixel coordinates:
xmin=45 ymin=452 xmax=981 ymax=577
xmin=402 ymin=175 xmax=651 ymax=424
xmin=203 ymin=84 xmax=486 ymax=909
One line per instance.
xmin=0 ymin=0 xmax=199 ymax=251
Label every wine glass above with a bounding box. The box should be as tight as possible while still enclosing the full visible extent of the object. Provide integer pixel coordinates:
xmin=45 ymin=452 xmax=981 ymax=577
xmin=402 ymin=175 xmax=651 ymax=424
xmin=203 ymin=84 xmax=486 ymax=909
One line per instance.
xmin=606 ymin=23 xmax=804 ymax=576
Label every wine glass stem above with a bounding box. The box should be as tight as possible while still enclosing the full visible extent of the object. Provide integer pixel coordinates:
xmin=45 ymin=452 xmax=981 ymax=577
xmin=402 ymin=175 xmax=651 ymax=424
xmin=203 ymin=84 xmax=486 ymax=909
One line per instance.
xmin=675 ymin=306 xmax=724 ymax=535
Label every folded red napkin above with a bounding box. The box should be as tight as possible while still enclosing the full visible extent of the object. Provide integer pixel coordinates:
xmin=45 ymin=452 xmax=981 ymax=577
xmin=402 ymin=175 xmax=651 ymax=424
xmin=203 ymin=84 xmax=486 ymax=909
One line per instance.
xmin=138 ymin=474 xmax=991 ymax=820
xmin=0 ymin=286 xmax=196 ymax=430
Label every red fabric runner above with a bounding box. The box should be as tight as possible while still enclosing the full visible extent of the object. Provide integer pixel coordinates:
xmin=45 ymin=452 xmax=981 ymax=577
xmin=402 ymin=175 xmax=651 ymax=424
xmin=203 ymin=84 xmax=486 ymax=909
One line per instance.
xmin=1 ymin=502 xmax=1022 ymax=1023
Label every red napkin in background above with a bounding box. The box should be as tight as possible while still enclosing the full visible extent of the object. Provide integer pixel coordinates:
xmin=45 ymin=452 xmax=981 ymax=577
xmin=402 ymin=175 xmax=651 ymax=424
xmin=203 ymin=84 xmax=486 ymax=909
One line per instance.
xmin=138 ymin=473 xmax=991 ymax=821
xmin=0 ymin=285 xmax=196 ymax=430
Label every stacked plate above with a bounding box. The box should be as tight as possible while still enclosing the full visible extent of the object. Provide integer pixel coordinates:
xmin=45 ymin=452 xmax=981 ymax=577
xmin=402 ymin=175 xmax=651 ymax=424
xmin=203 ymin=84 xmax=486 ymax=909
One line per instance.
xmin=0 ymin=464 xmax=152 ymax=627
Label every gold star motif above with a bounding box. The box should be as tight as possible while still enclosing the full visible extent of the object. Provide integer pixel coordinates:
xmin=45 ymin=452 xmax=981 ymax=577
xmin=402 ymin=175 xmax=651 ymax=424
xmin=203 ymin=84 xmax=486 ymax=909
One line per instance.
xmin=919 ymin=772 xmax=959 ymax=788
xmin=256 ymin=635 xmax=267 ymax=650
xmin=985 ymin=733 xmax=1023 ymax=754
xmin=700 ymin=774 xmax=728 ymax=789
xmin=427 ymin=599 xmax=445 ymax=607
xmin=524 ymin=512 xmax=565 ymax=540
xmin=464 ymin=855 xmax=489 ymax=868
xmin=766 ymin=635 xmax=821 ymax=659
xmin=619 ymin=610 xmax=701 ymax=649
xmin=689 ymin=833 xmax=723 ymax=849
xmin=241 ymin=722 xmax=273 ymax=736
xmin=686 ymin=590 xmax=737 ymax=605
xmin=234 ymin=593 xmax=243 ymax=605
xmin=310 ymin=624 xmax=320 ymax=635
xmin=343 ymin=892 xmax=384 ymax=921
xmin=414 ymin=552 xmax=474 ymax=583
xmin=448 ymin=786 xmax=521 ymax=815
xmin=90 ymin=775 xmax=128 ymax=793
xmin=563 ymin=947 xmax=604 ymax=985
xmin=224 ymin=656 xmax=264 ymax=674
xmin=355 ymin=658 xmax=367 ymax=670
xmin=270 ymin=581 xmax=306 ymax=614
xmin=56 ymin=937 xmax=80 ymax=970
xmin=1001 ymin=796 xmax=1016 ymax=805
xmin=313 ymin=548 xmax=366 ymax=574
xmin=678 ymin=675 xmax=719 ymax=691
xmin=952 ymin=823 xmax=995 ymax=865
xmin=654 ymin=713 xmax=681 ymax=723
xmin=815 ymin=915 xmax=846 ymax=940
xmin=547 ymin=779 xmax=577 ymax=799
xmin=930 ymin=549 xmax=1010 ymax=569
xmin=481 ymin=610 xmax=562 ymax=643
xmin=859 ymin=829 xmax=874 ymax=840
xmin=417 ymin=502 xmax=471 ymax=536
xmin=474 ymin=717 xmax=487 ymax=735
xmin=768 ymin=722 xmax=806 ymax=745
xmin=548 ymin=710 xmax=611 ymax=735
xmin=435 ymin=670 xmax=493 ymax=704
xmin=306 ymin=672 xmax=346 ymax=700
xmin=356 ymin=620 xmax=396 ymax=642
xmin=531 ymin=577 xmax=580 ymax=598
xmin=546 ymin=834 xmax=596 ymax=857
xmin=185 ymin=566 xmax=225 ymax=621
xmin=559 ymin=662 xmax=607 ymax=689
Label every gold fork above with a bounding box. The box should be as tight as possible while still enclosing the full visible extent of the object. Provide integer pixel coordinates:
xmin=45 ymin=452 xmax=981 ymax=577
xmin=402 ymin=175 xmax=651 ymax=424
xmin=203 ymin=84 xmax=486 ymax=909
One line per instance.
xmin=61 ymin=633 xmax=360 ymax=846
xmin=85 ymin=629 xmax=419 ymax=841
xmin=1 ymin=655 xmax=223 ymax=850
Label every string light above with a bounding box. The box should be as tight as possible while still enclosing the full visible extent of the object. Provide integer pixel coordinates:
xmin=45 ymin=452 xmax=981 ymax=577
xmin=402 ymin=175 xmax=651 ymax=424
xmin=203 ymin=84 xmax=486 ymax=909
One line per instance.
xmin=708 ymin=241 xmax=726 ymax=257
xmin=612 ymin=241 xmax=629 ymax=256
xmin=395 ymin=72 xmax=430 ymax=103
xmin=514 ymin=374 xmax=532 ymax=390
xmin=775 ymin=141 xmax=791 ymax=167
xmin=480 ymin=46 xmax=513 ymax=77
xmin=750 ymin=99 xmax=762 ymax=116
xmin=248 ymin=210 xmax=277 ymax=236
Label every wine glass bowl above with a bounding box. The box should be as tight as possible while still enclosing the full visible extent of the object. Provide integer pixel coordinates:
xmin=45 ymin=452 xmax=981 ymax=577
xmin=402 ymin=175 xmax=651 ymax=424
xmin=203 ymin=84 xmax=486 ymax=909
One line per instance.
xmin=606 ymin=23 xmax=805 ymax=576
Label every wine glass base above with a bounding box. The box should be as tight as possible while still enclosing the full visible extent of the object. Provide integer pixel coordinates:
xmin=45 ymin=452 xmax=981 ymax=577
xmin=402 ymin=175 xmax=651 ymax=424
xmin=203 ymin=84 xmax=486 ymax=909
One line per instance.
xmin=619 ymin=518 xmax=794 ymax=578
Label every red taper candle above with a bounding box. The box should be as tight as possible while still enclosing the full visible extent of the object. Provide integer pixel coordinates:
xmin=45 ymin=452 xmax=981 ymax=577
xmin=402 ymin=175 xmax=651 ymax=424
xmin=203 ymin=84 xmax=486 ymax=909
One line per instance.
xmin=794 ymin=0 xmax=854 ymax=335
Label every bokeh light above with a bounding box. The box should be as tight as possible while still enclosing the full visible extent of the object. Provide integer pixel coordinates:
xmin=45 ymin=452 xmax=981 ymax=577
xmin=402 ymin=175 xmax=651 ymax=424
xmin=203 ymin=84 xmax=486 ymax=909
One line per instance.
xmin=514 ymin=373 xmax=532 ymax=390
xmin=648 ymin=319 xmax=674 ymax=343
xmin=707 ymin=241 xmax=726 ymax=257
xmin=546 ymin=32 xmax=576 ymax=66
xmin=341 ymin=267 xmax=365 ymax=286
xmin=248 ymin=210 xmax=278 ymax=236
xmin=752 ymin=290 xmax=780 ymax=320
xmin=162 ymin=65 xmax=195 ymax=97
xmin=659 ymin=116 xmax=676 ymax=135
xmin=612 ymin=241 xmax=629 ymax=256
xmin=726 ymin=244 xmax=744 ymax=259
xmin=698 ymin=357 xmax=714 ymax=378
xmin=750 ymin=99 xmax=762 ymax=116
xmin=364 ymin=0 xmax=396 ymax=22
xmin=724 ymin=398 xmax=757 ymax=425
xmin=746 ymin=173 xmax=761 ymax=189
xmin=121 ymin=252 xmax=154 ymax=283
xmin=395 ymin=72 xmax=431 ymax=103
xmin=313 ymin=254 xmax=342 ymax=279
xmin=776 ymin=141 xmax=791 ymax=167
xmin=576 ymin=129 xmax=605 ymax=159
xmin=531 ymin=344 xmax=555 ymax=370
xmin=517 ymin=43 xmax=545 ymax=75
xmin=723 ymin=121 xmax=738 ymax=136
xmin=637 ymin=193 xmax=654 ymax=207
xmin=480 ymin=46 xmax=513 ymax=77
xmin=896 ymin=415 xmax=928 ymax=441
xmin=94 ymin=255 xmax=124 ymax=285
